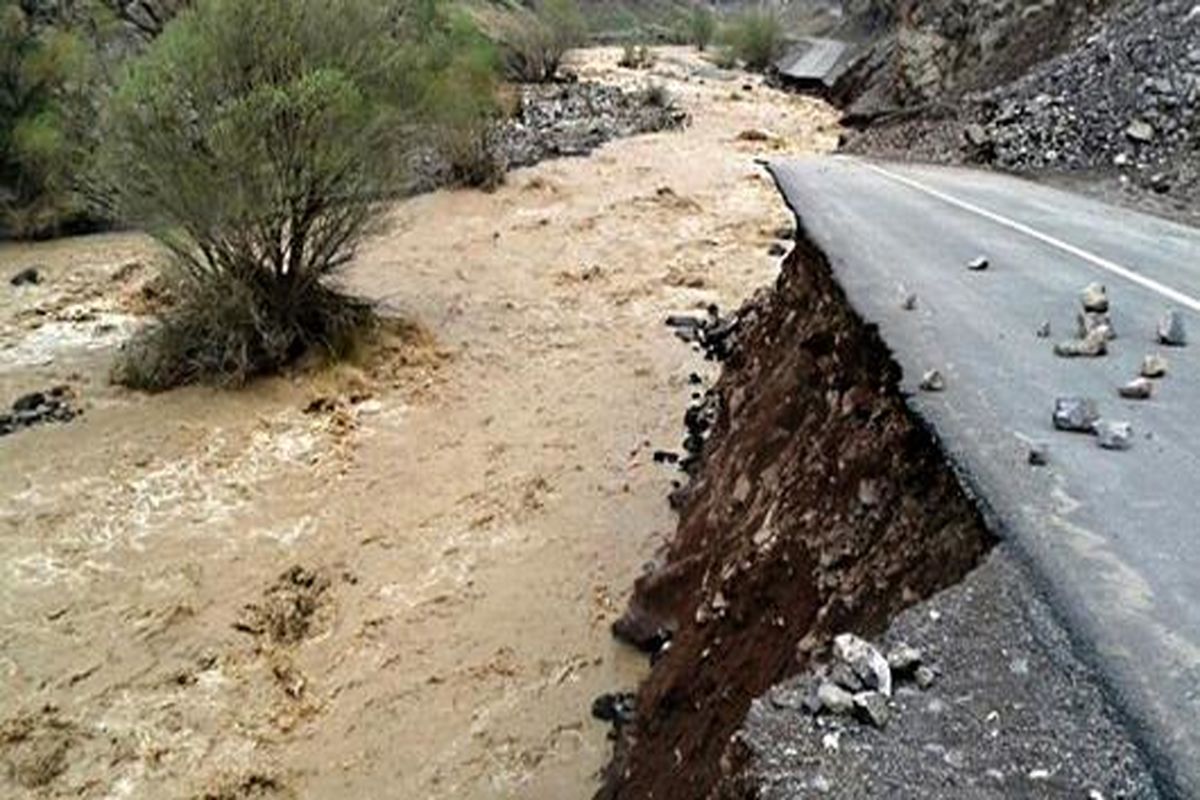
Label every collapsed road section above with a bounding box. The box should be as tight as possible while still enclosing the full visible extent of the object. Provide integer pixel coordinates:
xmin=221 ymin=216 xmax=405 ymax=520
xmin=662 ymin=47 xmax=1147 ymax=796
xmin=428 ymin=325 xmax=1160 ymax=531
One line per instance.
xmin=600 ymin=219 xmax=1001 ymax=799
xmin=597 ymin=159 xmax=1183 ymax=798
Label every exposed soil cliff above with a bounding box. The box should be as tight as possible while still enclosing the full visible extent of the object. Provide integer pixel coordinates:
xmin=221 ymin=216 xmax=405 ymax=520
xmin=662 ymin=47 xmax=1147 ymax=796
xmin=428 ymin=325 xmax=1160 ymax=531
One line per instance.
xmin=600 ymin=222 xmax=996 ymax=799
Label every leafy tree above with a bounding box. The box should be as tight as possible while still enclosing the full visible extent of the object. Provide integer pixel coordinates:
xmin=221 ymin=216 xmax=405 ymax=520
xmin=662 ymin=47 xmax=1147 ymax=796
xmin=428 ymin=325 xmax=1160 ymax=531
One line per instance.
xmin=104 ymin=0 xmax=426 ymax=388
xmin=0 ymin=2 xmax=99 ymax=237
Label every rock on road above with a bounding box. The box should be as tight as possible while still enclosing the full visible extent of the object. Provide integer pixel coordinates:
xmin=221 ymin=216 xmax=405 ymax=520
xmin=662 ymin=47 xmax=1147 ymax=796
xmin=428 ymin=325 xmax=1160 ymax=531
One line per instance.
xmin=768 ymin=156 xmax=1200 ymax=797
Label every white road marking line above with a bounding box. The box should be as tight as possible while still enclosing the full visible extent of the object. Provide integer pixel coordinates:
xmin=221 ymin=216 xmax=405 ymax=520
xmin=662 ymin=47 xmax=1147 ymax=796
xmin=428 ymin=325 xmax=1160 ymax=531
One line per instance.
xmin=859 ymin=160 xmax=1200 ymax=314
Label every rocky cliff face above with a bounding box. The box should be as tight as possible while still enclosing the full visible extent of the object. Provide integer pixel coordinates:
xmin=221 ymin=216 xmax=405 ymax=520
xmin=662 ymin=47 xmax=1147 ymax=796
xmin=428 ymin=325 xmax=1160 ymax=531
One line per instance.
xmin=843 ymin=0 xmax=1114 ymax=109
xmin=840 ymin=0 xmax=1199 ymax=222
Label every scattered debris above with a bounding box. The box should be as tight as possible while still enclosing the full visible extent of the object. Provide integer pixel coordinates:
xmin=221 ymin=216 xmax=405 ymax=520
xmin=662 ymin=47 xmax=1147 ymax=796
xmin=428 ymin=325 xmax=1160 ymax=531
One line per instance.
xmin=1157 ymin=309 xmax=1188 ymax=346
xmin=832 ymin=633 xmax=892 ymax=698
xmin=816 ymin=681 xmax=856 ymax=715
xmin=1117 ymin=378 xmax=1154 ymax=400
xmin=851 ymin=691 xmax=890 ymax=728
xmin=886 ymin=644 xmax=923 ymax=678
xmin=966 ymin=256 xmax=989 ymax=271
xmin=1080 ymin=282 xmax=1109 ymax=313
xmin=1053 ymin=397 xmax=1099 ymax=433
xmin=1027 ymin=442 xmax=1049 ymax=466
xmin=1095 ymin=420 xmax=1134 ymax=451
xmin=918 ymin=369 xmax=945 ymax=392
xmin=1076 ymin=311 xmax=1116 ymax=341
xmin=1054 ymin=329 xmax=1108 ymax=358
xmin=0 ymin=386 xmax=79 ymax=437
xmin=1035 ymin=321 xmax=1052 ymax=338
xmin=1140 ymin=353 xmax=1169 ymax=378
xmin=9 ymin=266 xmax=41 ymax=287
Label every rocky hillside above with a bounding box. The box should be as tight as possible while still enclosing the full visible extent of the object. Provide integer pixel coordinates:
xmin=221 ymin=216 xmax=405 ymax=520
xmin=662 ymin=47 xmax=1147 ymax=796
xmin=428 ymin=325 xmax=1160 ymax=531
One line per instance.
xmin=838 ymin=0 xmax=1199 ymax=222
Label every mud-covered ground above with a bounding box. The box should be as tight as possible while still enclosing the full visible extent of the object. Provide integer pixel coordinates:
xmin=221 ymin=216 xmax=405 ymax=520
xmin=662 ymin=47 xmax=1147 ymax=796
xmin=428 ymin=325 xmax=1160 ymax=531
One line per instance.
xmin=0 ymin=48 xmax=838 ymax=799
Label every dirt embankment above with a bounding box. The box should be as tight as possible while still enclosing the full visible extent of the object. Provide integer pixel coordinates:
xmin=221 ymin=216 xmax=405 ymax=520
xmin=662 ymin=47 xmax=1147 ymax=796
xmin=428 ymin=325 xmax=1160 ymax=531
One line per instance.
xmin=600 ymin=224 xmax=996 ymax=799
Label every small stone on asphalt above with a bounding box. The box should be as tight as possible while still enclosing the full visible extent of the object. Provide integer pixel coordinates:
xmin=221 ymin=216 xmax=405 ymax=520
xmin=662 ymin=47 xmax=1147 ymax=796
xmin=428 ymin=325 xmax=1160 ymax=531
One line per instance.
xmin=1096 ymin=420 xmax=1134 ymax=451
xmin=1036 ymin=321 xmax=1052 ymax=338
xmin=1077 ymin=311 xmax=1116 ymax=340
xmin=967 ymin=256 xmax=989 ymax=271
xmin=1157 ymin=309 xmax=1187 ymax=346
xmin=1053 ymin=397 xmax=1100 ymax=432
xmin=919 ymin=369 xmax=945 ymax=392
xmin=1140 ymin=354 xmax=1169 ymax=378
xmin=1117 ymin=378 xmax=1153 ymax=400
xmin=1028 ymin=442 xmax=1049 ymax=466
xmin=1054 ymin=329 xmax=1107 ymax=357
xmin=833 ymin=633 xmax=892 ymax=697
xmin=1080 ymin=282 xmax=1109 ymax=312
xmin=914 ymin=666 xmax=937 ymax=690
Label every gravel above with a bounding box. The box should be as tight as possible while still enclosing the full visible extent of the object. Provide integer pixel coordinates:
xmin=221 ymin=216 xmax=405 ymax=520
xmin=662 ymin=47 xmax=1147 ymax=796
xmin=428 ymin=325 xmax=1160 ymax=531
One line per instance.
xmin=732 ymin=546 xmax=1161 ymax=799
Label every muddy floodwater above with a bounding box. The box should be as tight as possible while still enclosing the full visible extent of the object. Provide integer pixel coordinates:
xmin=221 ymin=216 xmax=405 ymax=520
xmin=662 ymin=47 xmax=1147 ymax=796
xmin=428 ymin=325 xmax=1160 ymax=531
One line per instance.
xmin=0 ymin=48 xmax=836 ymax=799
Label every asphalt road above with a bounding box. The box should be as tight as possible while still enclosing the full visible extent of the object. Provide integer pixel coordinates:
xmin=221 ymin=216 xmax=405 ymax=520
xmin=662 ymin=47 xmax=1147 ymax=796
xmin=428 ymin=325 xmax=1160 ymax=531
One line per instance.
xmin=768 ymin=156 xmax=1200 ymax=798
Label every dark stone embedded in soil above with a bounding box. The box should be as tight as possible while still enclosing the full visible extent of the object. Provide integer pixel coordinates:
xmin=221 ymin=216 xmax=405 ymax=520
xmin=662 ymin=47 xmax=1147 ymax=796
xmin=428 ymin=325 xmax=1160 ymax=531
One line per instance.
xmin=652 ymin=450 xmax=679 ymax=465
xmin=592 ymin=692 xmax=637 ymax=727
xmin=1 ymin=386 xmax=79 ymax=437
xmin=10 ymin=266 xmax=41 ymax=286
xmin=665 ymin=306 xmax=741 ymax=362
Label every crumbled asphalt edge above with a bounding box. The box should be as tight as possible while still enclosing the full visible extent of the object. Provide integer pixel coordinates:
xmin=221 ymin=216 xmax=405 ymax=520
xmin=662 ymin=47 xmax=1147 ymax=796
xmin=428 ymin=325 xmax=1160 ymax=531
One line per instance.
xmin=728 ymin=545 xmax=1161 ymax=800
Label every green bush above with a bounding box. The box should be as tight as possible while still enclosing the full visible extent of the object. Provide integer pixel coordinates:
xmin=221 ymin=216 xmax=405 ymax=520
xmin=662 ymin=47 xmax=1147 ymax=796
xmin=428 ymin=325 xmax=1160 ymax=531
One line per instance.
xmin=0 ymin=3 xmax=100 ymax=238
xmin=103 ymin=0 xmax=422 ymax=389
xmin=410 ymin=8 xmax=505 ymax=188
xmin=488 ymin=0 xmax=587 ymax=83
xmin=723 ymin=8 xmax=786 ymax=71
xmin=687 ymin=6 xmax=716 ymax=51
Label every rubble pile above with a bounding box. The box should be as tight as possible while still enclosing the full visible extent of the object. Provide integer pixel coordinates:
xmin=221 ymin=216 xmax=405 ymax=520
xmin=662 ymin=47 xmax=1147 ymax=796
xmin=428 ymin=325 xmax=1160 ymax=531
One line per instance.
xmin=411 ymin=81 xmax=688 ymax=190
xmin=978 ymin=0 xmax=1200 ymax=206
xmin=842 ymin=0 xmax=1200 ymax=219
xmin=794 ymin=633 xmax=937 ymax=731
xmin=0 ymin=387 xmax=79 ymax=437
